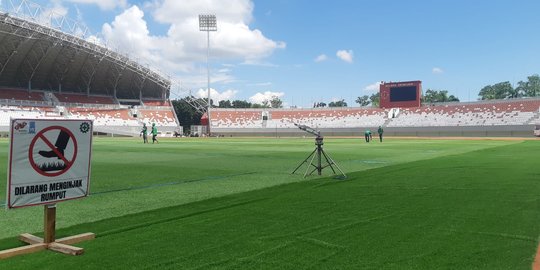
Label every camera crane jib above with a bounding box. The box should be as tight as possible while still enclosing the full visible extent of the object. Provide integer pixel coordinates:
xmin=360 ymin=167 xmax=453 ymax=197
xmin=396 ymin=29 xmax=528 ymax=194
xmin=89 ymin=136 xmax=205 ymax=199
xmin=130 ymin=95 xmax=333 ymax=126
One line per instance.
xmin=294 ymin=123 xmax=321 ymax=137
xmin=292 ymin=123 xmax=346 ymax=179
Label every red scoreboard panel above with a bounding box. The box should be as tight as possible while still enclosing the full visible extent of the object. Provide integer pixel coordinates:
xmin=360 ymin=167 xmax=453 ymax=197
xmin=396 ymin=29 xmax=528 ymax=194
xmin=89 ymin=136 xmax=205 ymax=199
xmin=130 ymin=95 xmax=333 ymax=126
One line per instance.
xmin=379 ymin=80 xmax=422 ymax=108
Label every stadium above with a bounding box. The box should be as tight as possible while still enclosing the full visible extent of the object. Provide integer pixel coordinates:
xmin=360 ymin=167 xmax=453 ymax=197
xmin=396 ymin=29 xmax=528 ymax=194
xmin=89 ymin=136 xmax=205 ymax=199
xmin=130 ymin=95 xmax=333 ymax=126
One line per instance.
xmin=0 ymin=0 xmax=179 ymax=137
xmin=0 ymin=1 xmax=540 ymax=269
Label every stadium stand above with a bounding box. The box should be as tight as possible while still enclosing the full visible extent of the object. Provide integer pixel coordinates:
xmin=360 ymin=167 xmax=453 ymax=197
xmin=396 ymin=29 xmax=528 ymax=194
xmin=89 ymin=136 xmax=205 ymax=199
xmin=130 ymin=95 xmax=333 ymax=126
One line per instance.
xmin=54 ymin=93 xmax=117 ymax=104
xmin=139 ymin=109 xmax=178 ymax=127
xmin=143 ymin=99 xmax=170 ymax=106
xmin=387 ymin=100 xmax=540 ymax=127
xmin=0 ymin=106 xmax=58 ymax=132
xmin=67 ymin=107 xmax=138 ymax=126
xmin=0 ymin=88 xmax=46 ymax=102
xmin=211 ymin=99 xmax=540 ymax=129
xmin=0 ymin=1 xmax=179 ymax=136
xmin=209 ymin=98 xmax=540 ymax=137
xmin=0 ymin=103 xmax=180 ymax=136
xmin=212 ymin=108 xmax=388 ymax=129
xmin=1 ymin=106 xmax=45 ymax=125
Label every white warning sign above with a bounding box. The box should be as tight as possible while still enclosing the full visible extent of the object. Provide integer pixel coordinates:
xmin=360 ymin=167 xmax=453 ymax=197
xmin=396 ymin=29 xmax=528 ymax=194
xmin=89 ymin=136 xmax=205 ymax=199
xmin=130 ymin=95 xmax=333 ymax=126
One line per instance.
xmin=7 ymin=119 xmax=93 ymax=209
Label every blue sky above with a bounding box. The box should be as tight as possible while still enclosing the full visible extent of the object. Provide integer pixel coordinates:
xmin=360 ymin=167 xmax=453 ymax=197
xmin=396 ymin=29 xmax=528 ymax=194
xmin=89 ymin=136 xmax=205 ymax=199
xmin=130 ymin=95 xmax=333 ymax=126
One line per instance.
xmin=6 ymin=0 xmax=540 ymax=107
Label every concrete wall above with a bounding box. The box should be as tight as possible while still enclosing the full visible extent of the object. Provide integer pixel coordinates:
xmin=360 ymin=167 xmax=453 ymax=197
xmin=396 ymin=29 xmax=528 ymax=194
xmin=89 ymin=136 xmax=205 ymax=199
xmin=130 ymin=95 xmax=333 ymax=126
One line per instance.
xmin=212 ymin=125 xmax=537 ymax=138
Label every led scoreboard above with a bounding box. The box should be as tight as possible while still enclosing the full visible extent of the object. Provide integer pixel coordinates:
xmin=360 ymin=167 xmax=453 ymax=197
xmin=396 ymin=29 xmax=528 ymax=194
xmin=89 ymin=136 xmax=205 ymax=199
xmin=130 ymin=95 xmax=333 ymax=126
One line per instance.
xmin=379 ymin=80 xmax=422 ymax=108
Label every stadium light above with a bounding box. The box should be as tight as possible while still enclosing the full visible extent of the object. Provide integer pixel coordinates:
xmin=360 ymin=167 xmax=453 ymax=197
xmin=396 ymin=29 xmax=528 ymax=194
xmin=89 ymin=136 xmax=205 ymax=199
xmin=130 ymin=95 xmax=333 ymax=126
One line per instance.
xmin=199 ymin=14 xmax=217 ymax=135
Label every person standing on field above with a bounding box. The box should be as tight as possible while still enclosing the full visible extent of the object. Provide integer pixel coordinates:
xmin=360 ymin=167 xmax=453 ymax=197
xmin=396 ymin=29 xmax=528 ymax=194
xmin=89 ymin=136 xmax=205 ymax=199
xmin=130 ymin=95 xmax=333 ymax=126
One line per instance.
xmin=151 ymin=123 xmax=159 ymax=144
xmin=378 ymin=126 xmax=384 ymax=142
xmin=141 ymin=123 xmax=148 ymax=144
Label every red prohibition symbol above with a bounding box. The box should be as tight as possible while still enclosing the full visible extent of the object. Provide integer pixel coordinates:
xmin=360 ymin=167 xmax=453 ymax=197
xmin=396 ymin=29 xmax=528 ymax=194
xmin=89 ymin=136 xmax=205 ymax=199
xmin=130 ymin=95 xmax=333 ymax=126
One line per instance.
xmin=28 ymin=126 xmax=78 ymax=177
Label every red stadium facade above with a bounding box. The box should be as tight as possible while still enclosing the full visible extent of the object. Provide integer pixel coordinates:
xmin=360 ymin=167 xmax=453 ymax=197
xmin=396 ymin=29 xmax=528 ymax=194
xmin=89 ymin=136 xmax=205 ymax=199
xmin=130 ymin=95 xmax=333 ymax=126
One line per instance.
xmin=379 ymin=81 xmax=422 ymax=108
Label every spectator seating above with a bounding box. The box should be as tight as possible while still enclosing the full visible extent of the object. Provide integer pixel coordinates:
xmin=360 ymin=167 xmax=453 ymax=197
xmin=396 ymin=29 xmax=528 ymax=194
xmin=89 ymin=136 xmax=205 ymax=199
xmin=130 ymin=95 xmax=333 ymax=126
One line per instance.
xmin=55 ymin=93 xmax=116 ymax=104
xmin=2 ymin=95 xmax=539 ymax=135
xmin=0 ymin=106 xmax=56 ymax=126
xmin=211 ymin=99 xmax=540 ymax=129
xmin=143 ymin=99 xmax=170 ymax=106
xmin=0 ymin=93 xmax=179 ymax=136
xmin=387 ymin=99 xmax=540 ymax=127
xmin=211 ymin=108 xmax=387 ymax=128
xmin=139 ymin=108 xmax=178 ymax=127
xmin=0 ymin=88 xmax=45 ymax=102
xmin=67 ymin=107 xmax=139 ymax=126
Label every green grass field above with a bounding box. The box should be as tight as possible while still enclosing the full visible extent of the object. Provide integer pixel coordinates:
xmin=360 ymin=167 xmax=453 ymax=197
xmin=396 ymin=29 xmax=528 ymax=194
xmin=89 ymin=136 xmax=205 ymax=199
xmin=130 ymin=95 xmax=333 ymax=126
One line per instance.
xmin=0 ymin=137 xmax=539 ymax=269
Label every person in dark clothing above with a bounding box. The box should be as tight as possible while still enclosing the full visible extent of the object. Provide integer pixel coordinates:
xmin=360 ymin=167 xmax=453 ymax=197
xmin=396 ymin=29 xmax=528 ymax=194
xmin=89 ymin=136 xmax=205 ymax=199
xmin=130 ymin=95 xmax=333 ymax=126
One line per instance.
xmin=364 ymin=129 xmax=371 ymax=143
xmin=151 ymin=123 xmax=158 ymax=144
xmin=377 ymin=126 xmax=384 ymax=142
xmin=141 ymin=123 xmax=148 ymax=144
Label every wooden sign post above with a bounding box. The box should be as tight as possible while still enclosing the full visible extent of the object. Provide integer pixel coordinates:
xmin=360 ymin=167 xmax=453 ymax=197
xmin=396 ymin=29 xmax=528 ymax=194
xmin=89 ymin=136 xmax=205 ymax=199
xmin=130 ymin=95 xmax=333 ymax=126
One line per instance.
xmin=0 ymin=205 xmax=95 ymax=259
xmin=2 ymin=119 xmax=95 ymax=259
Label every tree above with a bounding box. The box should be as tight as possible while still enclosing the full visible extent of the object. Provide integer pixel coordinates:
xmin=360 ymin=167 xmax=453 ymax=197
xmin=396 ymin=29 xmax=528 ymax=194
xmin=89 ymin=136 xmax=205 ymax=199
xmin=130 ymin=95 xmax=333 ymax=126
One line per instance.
xmin=369 ymin=93 xmax=380 ymax=107
xmin=231 ymin=100 xmax=252 ymax=108
xmin=251 ymin=103 xmax=269 ymax=108
xmin=269 ymin=96 xmax=283 ymax=108
xmin=355 ymin=95 xmax=370 ymax=106
xmin=478 ymin=85 xmax=496 ymax=100
xmin=516 ymin=74 xmax=540 ymax=97
xmin=328 ymin=99 xmax=347 ymax=107
xmin=171 ymin=97 xmax=203 ymax=133
xmin=478 ymin=81 xmax=514 ymax=100
xmin=218 ymin=100 xmax=232 ymax=108
xmin=448 ymin=95 xmax=460 ymax=102
xmin=422 ymin=89 xmax=460 ymax=103
xmin=314 ymin=102 xmax=326 ymax=108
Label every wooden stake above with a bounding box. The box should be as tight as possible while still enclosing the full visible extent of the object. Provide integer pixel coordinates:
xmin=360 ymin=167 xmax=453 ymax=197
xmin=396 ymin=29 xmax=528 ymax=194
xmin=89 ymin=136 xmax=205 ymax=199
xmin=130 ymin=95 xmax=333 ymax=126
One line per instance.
xmin=48 ymin=243 xmax=84 ymax=256
xmin=56 ymin=233 xmax=96 ymax=245
xmin=0 ymin=243 xmax=47 ymax=259
xmin=19 ymin=234 xmax=43 ymax=245
xmin=44 ymin=204 xmax=56 ymax=243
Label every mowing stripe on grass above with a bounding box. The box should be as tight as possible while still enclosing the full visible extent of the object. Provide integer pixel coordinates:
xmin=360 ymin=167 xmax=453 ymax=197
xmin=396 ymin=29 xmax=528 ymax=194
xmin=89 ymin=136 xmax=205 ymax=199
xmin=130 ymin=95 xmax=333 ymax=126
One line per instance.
xmin=0 ymin=172 xmax=258 ymax=208
xmin=90 ymin=171 xmax=258 ymax=195
xmin=98 ymin=197 xmax=269 ymax=237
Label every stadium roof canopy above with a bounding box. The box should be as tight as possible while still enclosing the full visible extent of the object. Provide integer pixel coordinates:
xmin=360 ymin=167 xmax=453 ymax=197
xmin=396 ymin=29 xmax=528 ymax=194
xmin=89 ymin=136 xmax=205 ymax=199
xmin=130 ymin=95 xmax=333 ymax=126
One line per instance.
xmin=0 ymin=0 xmax=171 ymax=100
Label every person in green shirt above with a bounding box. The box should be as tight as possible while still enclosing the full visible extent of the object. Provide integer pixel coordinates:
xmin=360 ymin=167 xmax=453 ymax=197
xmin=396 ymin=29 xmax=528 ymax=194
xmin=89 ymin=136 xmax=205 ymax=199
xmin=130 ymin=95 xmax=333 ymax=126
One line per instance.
xmin=377 ymin=126 xmax=384 ymax=142
xmin=364 ymin=129 xmax=371 ymax=143
xmin=151 ymin=123 xmax=159 ymax=144
xmin=141 ymin=123 xmax=148 ymax=144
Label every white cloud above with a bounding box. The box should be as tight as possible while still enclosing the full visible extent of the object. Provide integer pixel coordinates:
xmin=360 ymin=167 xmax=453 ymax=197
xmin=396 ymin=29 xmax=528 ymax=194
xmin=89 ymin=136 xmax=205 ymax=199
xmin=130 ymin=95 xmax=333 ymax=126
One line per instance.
xmin=171 ymin=70 xmax=236 ymax=95
xmin=102 ymin=6 xmax=157 ymax=63
xmin=314 ymin=54 xmax=328 ymax=62
xmin=249 ymin=91 xmax=284 ymax=104
xmin=432 ymin=67 xmax=444 ymax=74
xmin=36 ymin=2 xmax=68 ymax=26
xmin=336 ymin=50 xmax=354 ymax=63
xmin=148 ymin=0 xmax=285 ymax=63
xmin=100 ymin=0 xmax=285 ymax=88
xmin=86 ymin=35 xmax=103 ymax=45
xmin=196 ymin=88 xmax=238 ymax=103
xmin=363 ymin=81 xmax=381 ymax=93
xmin=65 ymin=0 xmax=127 ymax=10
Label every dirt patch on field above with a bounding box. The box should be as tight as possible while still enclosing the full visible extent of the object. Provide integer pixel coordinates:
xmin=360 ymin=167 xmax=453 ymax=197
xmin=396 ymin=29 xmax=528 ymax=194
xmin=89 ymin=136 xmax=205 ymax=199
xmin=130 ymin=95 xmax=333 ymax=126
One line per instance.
xmin=534 ymin=244 xmax=540 ymax=270
xmin=321 ymin=136 xmax=538 ymax=141
xmin=387 ymin=136 xmax=537 ymax=141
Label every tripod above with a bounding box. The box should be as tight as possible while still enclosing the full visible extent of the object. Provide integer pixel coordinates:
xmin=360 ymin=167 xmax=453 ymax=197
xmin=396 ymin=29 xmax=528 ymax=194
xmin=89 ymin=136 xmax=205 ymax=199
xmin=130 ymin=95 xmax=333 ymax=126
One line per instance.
xmin=292 ymin=136 xmax=347 ymax=179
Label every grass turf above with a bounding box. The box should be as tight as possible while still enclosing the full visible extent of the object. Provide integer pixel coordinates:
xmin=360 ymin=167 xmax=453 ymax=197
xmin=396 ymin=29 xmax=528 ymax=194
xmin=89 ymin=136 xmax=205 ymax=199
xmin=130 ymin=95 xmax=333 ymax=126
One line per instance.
xmin=0 ymin=137 xmax=538 ymax=269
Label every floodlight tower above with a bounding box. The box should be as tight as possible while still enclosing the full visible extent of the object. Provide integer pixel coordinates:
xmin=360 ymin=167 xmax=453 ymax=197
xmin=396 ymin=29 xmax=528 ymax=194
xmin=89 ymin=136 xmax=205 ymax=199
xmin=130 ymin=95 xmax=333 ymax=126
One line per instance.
xmin=199 ymin=14 xmax=217 ymax=135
